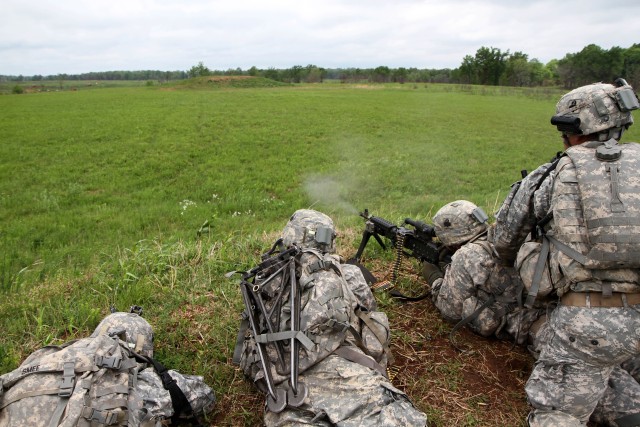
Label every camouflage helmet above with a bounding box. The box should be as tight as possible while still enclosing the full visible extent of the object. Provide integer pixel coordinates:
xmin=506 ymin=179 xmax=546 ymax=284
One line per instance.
xmin=281 ymin=209 xmax=336 ymax=252
xmin=551 ymin=79 xmax=639 ymax=141
xmin=433 ymin=200 xmax=489 ymax=247
xmin=90 ymin=312 xmax=154 ymax=357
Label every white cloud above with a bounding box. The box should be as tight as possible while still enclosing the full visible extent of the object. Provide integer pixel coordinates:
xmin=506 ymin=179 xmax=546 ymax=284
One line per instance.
xmin=2 ymin=0 xmax=639 ymax=75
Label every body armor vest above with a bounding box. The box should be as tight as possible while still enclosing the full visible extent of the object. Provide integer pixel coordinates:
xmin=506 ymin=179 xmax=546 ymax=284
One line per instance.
xmin=557 ymin=140 xmax=640 ymax=268
xmin=549 ymin=140 xmax=640 ymax=293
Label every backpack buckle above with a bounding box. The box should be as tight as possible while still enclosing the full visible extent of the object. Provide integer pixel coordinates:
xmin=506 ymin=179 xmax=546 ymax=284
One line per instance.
xmin=82 ymin=407 xmax=118 ymax=425
xmin=59 ymin=361 xmax=76 ymax=397
xmin=95 ymin=354 xmax=122 ymax=369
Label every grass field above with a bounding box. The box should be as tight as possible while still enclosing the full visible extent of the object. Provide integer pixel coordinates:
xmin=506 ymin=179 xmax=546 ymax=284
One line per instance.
xmin=2 ymin=78 xmax=634 ymax=425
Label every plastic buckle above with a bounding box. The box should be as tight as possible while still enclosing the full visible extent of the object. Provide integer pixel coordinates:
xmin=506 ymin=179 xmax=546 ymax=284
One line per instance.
xmin=58 ymin=361 xmax=76 ymax=397
xmin=95 ymin=355 xmax=122 ymax=369
xmin=83 ymin=407 xmax=117 ymax=425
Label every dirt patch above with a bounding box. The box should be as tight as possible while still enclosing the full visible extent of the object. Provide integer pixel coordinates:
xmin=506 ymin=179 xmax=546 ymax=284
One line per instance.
xmin=212 ymin=263 xmax=537 ymax=426
xmin=388 ymin=299 xmax=532 ymax=426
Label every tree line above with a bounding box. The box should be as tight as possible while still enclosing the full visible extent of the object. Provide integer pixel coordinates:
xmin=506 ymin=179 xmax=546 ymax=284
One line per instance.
xmin=3 ymin=43 xmax=639 ymax=89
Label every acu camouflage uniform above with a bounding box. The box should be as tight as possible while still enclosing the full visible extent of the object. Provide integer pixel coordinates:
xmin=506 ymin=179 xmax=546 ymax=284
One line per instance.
xmin=236 ymin=209 xmax=427 ymax=426
xmin=429 ymin=200 xmax=543 ymax=344
xmin=431 ymin=232 xmax=543 ymax=344
xmin=0 ymin=311 xmax=215 ymax=427
xmin=492 ymin=81 xmax=640 ymax=427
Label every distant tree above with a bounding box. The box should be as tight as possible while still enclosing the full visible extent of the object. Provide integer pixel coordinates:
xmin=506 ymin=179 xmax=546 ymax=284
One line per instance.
xmin=623 ymin=44 xmax=640 ymax=89
xmin=372 ymin=66 xmax=391 ymax=83
xmin=304 ymin=65 xmax=325 ymax=83
xmin=187 ymin=61 xmax=211 ymax=78
xmin=263 ymin=67 xmax=280 ymax=81
xmin=474 ymin=46 xmax=509 ymax=85
xmin=528 ymin=59 xmax=549 ymax=86
xmin=248 ymin=66 xmax=259 ymax=77
xmin=557 ymin=44 xmax=624 ymax=88
xmin=503 ymin=52 xmax=530 ymax=86
xmin=284 ymin=65 xmax=304 ymax=83
xmin=544 ymin=59 xmax=560 ymax=86
xmin=458 ymin=55 xmax=477 ymax=84
xmin=392 ymin=67 xmax=409 ymax=83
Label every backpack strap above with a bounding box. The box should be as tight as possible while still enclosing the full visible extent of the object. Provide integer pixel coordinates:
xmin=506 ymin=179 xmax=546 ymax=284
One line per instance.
xmin=333 ymin=346 xmax=387 ymax=378
xmin=80 ymin=406 xmax=127 ymax=425
xmin=136 ymin=354 xmax=201 ymax=426
xmin=523 ymin=235 xmax=551 ymax=309
xmin=355 ymin=309 xmax=393 ymax=363
xmin=48 ymin=360 xmax=79 ymax=427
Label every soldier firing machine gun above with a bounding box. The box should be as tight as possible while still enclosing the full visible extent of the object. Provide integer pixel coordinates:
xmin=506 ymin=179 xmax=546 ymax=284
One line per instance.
xmin=349 ymin=209 xmax=444 ymax=301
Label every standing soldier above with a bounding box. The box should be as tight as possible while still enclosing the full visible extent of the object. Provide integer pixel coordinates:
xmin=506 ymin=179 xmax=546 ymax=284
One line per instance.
xmin=492 ymin=79 xmax=640 ymax=426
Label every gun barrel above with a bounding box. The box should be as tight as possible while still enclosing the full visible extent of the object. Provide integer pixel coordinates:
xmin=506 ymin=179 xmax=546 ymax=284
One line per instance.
xmin=372 ymin=215 xmax=398 ymax=231
xmin=404 ymin=218 xmax=435 ymax=238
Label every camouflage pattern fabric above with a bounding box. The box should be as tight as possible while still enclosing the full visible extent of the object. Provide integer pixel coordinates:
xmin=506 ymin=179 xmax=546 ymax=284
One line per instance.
xmin=492 ymin=161 xmax=558 ymax=263
xmin=622 ymin=355 xmax=640 ymax=383
xmin=554 ymin=82 xmax=635 ymax=137
xmin=130 ymin=368 xmax=216 ymax=426
xmin=493 ymin=141 xmax=640 ymax=425
xmin=526 ymin=305 xmax=640 ymax=426
xmin=431 ymin=235 xmax=542 ymax=343
xmin=239 ymin=209 xmax=426 ymax=425
xmin=530 ymin=318 xmax=640 ymax=427
xmin=263 ymin=354 xmax=427 ymax=427
xmin=239 ymin=250 xmax=363 ymax=388
xmin=552 ymin=140 xmax=640 ymax=273
xmin=0 ymin=334 xmax=140 ymax=427
xmin=282 ymin=209 xmax=336 ymax=253
xmin=589 ymin=365 xmax=640 ymax=427
xmin=0 ymin=312 xmax=215 ymax=426
xmin=243 ymin=251 xmax=427 ymax=425
xmin=91 ymin=311 xmax=155 ymax=358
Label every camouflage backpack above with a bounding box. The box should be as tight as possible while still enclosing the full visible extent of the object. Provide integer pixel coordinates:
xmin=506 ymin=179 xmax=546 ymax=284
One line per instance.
xmin=232 ymin=241 xmax=391 ymax=413
xmin=0 ymin=310 xmax=215 ymax=427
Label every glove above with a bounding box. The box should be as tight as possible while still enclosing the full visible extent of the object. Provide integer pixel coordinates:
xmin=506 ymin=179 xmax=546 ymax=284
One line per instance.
xmin=438 ymin=247 xmax=453 ymax=270
xmin=422 ymin=262 xmax=444 ymax=286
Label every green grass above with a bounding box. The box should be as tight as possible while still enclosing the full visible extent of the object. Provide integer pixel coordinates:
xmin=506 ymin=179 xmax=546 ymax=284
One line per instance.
xmin=1 ymin=79 xmax=636 ymax=425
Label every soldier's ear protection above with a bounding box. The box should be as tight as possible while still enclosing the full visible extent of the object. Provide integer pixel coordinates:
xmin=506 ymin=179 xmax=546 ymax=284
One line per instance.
xmin=471 ymin=207 xmax=489 ymax=224
xmin=614 ymin=78 xmax=640 ymax=112
xmin=314 ymin=227 xmax=334 ymax=246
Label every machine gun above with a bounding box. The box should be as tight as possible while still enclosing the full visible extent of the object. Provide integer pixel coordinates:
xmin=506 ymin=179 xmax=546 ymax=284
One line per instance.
xmin=349 ymin=209 xmax=443 ymax=301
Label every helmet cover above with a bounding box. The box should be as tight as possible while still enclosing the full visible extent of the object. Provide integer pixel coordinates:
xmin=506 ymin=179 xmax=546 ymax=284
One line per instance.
xmin=433 ymin=200 xmax=488 ymax=247
xmin=552 ymin=81 xmax=638 ymax=140
xmin=91 ymin=312 xmax=154 ymax=357
xmin=281 ymin=209 xmax=336 ymax=252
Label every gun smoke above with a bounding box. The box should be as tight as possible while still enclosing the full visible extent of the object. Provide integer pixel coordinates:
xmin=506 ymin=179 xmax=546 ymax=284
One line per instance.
xmin=303 ymin=176 xmax=358 ymax=215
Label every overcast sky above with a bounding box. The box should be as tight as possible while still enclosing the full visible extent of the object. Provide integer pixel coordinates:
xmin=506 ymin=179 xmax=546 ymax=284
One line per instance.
xmin=2 ymin=0 xmax=639 ymax=76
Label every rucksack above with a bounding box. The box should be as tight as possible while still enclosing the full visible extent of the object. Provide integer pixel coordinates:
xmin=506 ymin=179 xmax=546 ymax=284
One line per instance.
xmin=232 ymin=242 xmax=391 ymax=413
xmin=0 ymin=312 xmax=215 ymax=427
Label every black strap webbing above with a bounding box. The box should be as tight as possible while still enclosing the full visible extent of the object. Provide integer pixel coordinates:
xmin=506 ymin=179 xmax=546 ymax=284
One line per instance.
xmin=615 ymin=413 xmax=640 ymax=427
xmin=134 ymin=353 xmax=201 ymax=426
